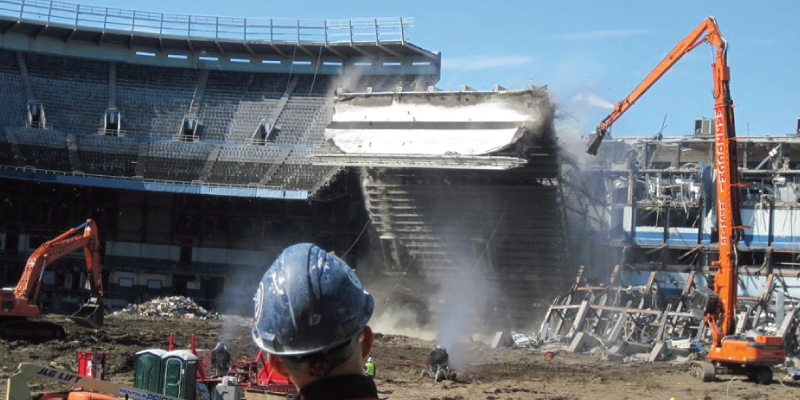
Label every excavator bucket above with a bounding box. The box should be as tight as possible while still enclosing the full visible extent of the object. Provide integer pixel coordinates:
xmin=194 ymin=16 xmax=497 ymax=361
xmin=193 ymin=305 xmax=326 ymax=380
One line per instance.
xmin=69 ymin=298 xmax=104 ymax=329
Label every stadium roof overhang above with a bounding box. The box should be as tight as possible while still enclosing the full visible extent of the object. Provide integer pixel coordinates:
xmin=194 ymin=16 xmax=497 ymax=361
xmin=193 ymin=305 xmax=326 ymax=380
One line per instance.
xmin=311 ymin=154 xmax=528 ymax=170
xmin=0 ymin=0 xmax=440 ymax=78
xmin=0 ymin=17 xmax=436 ymax=58
xmin=319 ymin=88 xmax=554 ymax=170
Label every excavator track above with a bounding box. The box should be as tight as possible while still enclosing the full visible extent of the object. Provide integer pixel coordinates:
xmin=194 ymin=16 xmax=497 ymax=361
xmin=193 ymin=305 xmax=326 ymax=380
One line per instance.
xmin=0 ymin=319 xmax=66 ymax=341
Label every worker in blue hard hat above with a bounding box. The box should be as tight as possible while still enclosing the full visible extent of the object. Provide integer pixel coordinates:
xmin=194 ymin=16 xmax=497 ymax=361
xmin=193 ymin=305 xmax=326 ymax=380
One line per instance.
xmin=251 ymin=243 xmax=377 ymax=400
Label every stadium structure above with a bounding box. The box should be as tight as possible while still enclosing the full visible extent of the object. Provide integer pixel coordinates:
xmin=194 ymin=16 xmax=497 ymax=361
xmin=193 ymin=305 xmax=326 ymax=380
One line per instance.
xmin=542 ymin=126 xmax=800 ymax=356
xmin=0 ymin=0 xmax=569 ymax=329
xmin=0 ymin=0 xmax=438 ymax=307
xmin=573 ymin=126 xmax=800 ymax=302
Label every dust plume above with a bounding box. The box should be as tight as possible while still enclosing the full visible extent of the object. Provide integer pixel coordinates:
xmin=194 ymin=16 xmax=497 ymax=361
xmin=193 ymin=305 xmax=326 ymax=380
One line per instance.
xmin=427 ymin=254 xmax=498 ymax=350
xmin=213 ymin=266 xmax=263 ymax=344
xmin=370 ymin=306 xmax=436 ymax=341
xmin=552 ymin=95 xmax=619 ymax=283
xmin=360 ymin=245 xmax=436 ymax=341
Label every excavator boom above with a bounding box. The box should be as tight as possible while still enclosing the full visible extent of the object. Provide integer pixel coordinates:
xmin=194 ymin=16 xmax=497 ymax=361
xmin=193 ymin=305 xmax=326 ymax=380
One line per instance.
xmin=584 ymin=17 xmax=784 ymax=378
xmin=0 ymin=220 xmax=104 ymax=339
xmin=585 ymin=17 xmax=724 ymax=155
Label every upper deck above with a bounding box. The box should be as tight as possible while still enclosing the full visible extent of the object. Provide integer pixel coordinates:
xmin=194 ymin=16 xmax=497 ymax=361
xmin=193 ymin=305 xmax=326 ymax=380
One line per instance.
xmin=0 ymin=0 xmax=440 ymax=77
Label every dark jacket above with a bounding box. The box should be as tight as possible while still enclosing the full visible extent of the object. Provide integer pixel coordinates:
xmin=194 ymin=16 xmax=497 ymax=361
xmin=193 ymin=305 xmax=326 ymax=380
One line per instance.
xmin=291 ymin=374 xmax=378 ymax=400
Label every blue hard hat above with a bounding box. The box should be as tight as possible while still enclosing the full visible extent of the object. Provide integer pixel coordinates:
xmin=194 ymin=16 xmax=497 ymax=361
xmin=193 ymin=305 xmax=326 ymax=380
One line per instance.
xmin=251 ymin=243 xmax=374 ymax=357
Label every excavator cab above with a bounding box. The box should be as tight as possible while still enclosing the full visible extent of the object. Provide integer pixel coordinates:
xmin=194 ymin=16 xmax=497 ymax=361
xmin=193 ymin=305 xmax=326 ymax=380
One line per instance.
xmin=1 ymin=288 xmax=17 ymax=311
xmin=70 ymin=297 xmax=104 ymax=329
xmin=688 ymin=286 xmax=718 ymax=320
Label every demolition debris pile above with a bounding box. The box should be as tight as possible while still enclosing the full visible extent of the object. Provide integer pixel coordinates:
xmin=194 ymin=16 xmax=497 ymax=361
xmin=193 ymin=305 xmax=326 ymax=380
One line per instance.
xmin=112 ymin=296 xmax=218 ymax=320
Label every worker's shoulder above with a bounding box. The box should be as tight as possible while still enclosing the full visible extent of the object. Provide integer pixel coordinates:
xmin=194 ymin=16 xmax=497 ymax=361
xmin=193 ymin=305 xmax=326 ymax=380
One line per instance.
xmin=297 ymin=374 xmax=378 ymax=400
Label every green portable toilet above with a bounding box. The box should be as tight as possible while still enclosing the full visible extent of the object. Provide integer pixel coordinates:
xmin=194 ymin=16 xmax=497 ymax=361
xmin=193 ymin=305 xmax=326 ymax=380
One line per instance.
xmin=135 ymin=349 xmax=167 ymax=393
xmin=161 ymin=350 xmax=198 ymax=400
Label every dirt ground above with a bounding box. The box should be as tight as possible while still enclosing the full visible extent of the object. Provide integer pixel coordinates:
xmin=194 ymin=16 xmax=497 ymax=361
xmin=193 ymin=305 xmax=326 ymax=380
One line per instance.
xmin=1 ymin=314 xmax=798 ymax=400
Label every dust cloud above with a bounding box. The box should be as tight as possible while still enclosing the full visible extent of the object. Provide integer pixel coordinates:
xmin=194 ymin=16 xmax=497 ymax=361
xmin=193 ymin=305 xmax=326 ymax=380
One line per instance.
xmin=213 ymin=267 xmax=262 ymax=344
xmin=428 ymin=256 xmax=498 ymax=350
xmin=370 ymin=306 xmax=436 ymax=341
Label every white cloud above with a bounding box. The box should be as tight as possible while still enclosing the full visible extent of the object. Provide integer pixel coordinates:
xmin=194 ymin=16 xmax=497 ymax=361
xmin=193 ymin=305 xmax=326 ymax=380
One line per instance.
xmin=557 ymin=29 xmax=650 ymax=40
xmin=572 ymin=93 xmax=615 ymax=110
xmin=442 ymin=55 xmax=534 ymax=72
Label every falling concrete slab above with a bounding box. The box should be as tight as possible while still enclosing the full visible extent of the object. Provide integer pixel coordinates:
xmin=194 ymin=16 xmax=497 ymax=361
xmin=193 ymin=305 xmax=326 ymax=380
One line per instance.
xmin=325 ymin=88 xmax=552 ymax=157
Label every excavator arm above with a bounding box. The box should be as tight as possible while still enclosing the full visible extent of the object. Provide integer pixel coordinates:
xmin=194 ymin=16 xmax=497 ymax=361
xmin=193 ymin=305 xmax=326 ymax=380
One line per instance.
xmin=14 ymin=220 xmax=103 ymax=303
xmin=584 ymin=16 xmax=740 ymax=340
xmin=0 ymin=220 xmax=104 ymax=334
xmin=583 ymin=16 xmax=785 ymax=378
xmin=585 ymin=17 xmax=726 ymax=155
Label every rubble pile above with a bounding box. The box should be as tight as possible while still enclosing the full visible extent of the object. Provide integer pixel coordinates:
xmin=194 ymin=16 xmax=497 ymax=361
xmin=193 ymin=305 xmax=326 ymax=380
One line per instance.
xmin=113 ymin=296 xmax=218 ymax=320
xmin=533 ymin=266 xmax=800 ymax=371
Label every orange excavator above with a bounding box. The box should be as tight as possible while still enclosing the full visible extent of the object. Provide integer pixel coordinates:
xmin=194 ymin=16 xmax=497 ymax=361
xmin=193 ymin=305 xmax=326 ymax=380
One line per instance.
xmin=585 ymin=17 xmax=785 ymax=383
xmin=0 ymin=219 xmax=104 ymax=340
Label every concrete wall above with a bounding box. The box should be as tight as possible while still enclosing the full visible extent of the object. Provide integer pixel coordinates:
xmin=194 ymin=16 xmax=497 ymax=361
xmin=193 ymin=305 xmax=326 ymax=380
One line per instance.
xmin=106 ymin=241 xmax=180 ymax=261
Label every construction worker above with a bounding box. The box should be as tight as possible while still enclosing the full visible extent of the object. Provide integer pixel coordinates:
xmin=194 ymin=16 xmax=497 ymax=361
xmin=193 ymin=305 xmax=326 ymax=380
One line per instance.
xmin=364 ymin=357 xmax=376 ymax=379
xmin=211 ymin=342 xmax=231 ymax=377
xmin=251 ymin=243 xmax=377 ymax=400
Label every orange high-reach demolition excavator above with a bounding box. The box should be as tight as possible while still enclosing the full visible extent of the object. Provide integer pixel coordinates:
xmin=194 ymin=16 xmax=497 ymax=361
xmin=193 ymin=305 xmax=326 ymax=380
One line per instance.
xmin=0 ymin=219 xmax=104 ymax=339
xmin=585 ymin=17 xmax=785 ymax=383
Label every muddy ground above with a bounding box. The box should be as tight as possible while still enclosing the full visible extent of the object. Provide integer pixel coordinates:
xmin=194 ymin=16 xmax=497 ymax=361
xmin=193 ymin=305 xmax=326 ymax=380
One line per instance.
xmin=1 ymin=314 xmax=798 ymax=400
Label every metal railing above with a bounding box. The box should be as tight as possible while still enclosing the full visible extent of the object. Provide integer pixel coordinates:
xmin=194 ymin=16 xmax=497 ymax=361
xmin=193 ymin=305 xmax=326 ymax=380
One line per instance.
xmin=97 ymin=128 xmax=127 ymax=137
xmin=245 ymin=137 xmax=267 ymax=146
xmin=0 ymin=163 xmax=290 ymax=190
xmin=0 ymin=0 xmax=412 ymax=44
xmin=5 ymin=119 xmax=327 ymax=149
xmin=24 ymin=121 xmax=52 ymax=130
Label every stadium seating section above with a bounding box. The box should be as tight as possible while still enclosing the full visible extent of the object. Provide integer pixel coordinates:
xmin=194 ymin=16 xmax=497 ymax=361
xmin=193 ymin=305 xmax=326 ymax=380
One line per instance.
xmin=117 ymin=63 xmax=199 ymax=137
xmin=0 ymin=49 xmax=409 ymax=192
xmin=0 ymin=51 xmax=27 ymax=125
xmin=199 ymin=71 xmax=286 ymax=142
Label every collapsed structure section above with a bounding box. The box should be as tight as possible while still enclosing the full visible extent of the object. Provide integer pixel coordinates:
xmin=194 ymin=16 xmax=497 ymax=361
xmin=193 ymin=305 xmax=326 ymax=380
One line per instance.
xmin=543 ymin=131 xmax=800 ymax=359
xmin=321 ymin=88 xmax=571 ymax=330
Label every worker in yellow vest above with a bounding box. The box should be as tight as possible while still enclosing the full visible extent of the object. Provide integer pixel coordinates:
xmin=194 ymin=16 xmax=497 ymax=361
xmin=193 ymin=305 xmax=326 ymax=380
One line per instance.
xmin=364 ymin=357 xmax=376 ymax=379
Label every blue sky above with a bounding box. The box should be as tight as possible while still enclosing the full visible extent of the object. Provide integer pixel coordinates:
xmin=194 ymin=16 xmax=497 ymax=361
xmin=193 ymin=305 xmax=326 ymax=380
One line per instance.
xmin=85 ymin=0 xmax=799 ymax=137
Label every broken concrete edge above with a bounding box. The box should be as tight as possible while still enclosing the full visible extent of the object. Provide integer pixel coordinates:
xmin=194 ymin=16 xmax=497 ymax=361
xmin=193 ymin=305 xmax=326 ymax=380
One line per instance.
xmin=568 ymin=332 xmax=603 ymax=354
xmin=490 ymin=331 xmax=514 ymax=349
